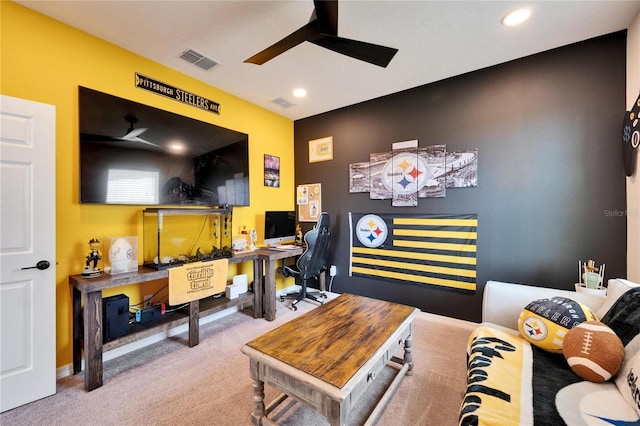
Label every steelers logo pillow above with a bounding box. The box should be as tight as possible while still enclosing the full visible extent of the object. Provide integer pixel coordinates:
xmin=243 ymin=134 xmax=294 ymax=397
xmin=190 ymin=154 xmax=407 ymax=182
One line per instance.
xmin=517 ymin=296 xmax=599 ymax=353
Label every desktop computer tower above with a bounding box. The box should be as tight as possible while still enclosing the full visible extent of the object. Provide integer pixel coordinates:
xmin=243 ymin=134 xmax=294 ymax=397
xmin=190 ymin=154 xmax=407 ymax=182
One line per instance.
xmin=102 ymin=294 xmax=129 ymax=342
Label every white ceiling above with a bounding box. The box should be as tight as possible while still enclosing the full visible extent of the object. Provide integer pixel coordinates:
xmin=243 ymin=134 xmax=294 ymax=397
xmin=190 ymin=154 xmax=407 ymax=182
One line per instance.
xmin=16 ymin=0 xmax=640 ymax=121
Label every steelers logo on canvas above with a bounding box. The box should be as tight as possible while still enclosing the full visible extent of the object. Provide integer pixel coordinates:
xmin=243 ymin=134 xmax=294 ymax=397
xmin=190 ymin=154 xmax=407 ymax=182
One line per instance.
xmin=381 ymin=152 xmax=431 ymax=195
xmin=355 ymin=214 xmax=388 ymax=248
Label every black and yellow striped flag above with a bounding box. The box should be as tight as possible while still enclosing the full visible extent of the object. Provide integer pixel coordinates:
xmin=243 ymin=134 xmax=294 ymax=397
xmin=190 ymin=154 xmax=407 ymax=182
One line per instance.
xmin=349 ymin=213 xmax=477 ymax=292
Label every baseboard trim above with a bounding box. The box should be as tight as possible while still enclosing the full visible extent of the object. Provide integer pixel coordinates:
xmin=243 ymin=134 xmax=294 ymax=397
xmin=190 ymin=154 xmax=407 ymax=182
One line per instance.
xmin=57 ymin=305 xmax=241 ymax=380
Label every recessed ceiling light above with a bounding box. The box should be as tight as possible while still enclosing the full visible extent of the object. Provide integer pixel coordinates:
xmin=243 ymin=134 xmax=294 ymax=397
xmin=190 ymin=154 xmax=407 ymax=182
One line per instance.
xmin=292 ymin=88 xmax=307 ymax=98
xmin=168 ymin=141 xmax=186 ymax=153
xmin=502 ymin=8 xmax=531 ymax=26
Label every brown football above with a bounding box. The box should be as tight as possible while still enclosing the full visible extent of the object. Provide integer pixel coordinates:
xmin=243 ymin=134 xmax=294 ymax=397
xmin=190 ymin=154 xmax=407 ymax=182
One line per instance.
xmin=562 ymin=320 xmax=624 ymax=382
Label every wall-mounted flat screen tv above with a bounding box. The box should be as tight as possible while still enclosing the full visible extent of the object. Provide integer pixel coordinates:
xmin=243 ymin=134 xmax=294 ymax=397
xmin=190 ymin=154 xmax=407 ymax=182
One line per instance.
xmin=79 ymin=86 xmax=249 ymax=206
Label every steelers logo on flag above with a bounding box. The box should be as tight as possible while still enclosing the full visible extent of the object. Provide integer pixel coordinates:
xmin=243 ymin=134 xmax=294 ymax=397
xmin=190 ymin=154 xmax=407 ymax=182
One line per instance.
xmin=355 ymin=214 xmax=388 ymax=248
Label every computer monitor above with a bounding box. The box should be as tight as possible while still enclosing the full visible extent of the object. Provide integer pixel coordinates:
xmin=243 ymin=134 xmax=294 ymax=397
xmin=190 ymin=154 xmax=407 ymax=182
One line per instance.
xmin=264 ymin=211 xmax=296 ymax=246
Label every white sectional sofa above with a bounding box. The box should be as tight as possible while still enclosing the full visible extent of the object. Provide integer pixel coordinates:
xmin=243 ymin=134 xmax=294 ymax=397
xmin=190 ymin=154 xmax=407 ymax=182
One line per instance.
xmin=459 ymin=278 xmax=640 ymax=425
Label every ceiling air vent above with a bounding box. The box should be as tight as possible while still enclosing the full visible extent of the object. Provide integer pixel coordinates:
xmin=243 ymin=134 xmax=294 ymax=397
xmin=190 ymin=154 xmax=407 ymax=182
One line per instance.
xmin=178 ymin=49 xmax=218 ymax=71
xmin=271 ymin=97 xmax=295 ymax=108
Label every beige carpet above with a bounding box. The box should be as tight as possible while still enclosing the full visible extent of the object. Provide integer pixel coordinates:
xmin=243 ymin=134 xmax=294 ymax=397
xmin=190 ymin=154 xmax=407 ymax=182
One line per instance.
xmin=1 ymin=295 xmax=476 ymax=426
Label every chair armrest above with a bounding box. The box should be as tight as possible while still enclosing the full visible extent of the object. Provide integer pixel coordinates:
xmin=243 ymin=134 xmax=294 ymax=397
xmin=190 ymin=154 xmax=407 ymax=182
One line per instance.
xmin=482 ymin=280 xmax=606 ymax=330
xmin=281 ymin=264 xmax=298 ymax=278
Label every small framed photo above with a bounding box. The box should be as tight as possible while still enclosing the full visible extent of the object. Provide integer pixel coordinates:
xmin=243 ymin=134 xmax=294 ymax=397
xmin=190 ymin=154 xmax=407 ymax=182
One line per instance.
xmin=309 ymin=136 xmax=333 ymax=163
xmin=264 ymin=154 xmax=280 ymax=187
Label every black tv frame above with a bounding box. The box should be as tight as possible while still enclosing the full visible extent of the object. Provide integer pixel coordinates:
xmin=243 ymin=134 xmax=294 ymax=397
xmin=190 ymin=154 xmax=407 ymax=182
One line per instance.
xmin=78 ymin=86 xmax=249 ymax=206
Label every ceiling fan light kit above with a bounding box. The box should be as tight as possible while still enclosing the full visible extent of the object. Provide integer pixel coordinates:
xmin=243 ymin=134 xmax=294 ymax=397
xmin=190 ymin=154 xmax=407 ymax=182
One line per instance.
xmin=245 ymin=0 xmax=398 ymax=68
xmin=502 ymin=8 xmax=532 ymax=26
xmin=123 ymin=115 xmax=147 ymax=139
xmin=119 ymin=115 xmax=160 ymax=148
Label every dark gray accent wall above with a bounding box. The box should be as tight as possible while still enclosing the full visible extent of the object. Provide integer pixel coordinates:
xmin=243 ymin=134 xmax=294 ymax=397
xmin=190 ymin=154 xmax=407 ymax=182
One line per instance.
xmin=293 ymin=32 xmax=627 ymax=322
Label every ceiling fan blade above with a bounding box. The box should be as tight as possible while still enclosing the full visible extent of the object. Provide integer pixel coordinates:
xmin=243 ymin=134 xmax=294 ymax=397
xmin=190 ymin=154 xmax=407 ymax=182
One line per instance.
xmin=311 ymin=34 xmax=398 ymax=67
xmin=313 ymin=0 xmax=338 ymax=35
xmin=245 ymin=21 xmax=321 ymax=65
xmin=128 ymin=137 xmax=162 ymax=149
xmin=80 ymin=133 xmax=120 ymax=142
xmin=81 ymin=133 xmax=162 ymax=150
xmin=122 ymin=127 xmax=148 ymax=140
xmin=247 ymin=0 xmax=398 ymax=67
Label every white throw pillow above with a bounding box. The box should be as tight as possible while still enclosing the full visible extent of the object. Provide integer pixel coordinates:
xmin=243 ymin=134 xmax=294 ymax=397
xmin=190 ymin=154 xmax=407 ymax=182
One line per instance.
xmin=615 ymin=339 xmax=640 ymax=416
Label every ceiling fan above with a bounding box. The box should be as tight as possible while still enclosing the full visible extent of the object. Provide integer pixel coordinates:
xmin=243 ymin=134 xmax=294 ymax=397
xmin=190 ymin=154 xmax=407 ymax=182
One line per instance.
xmin=81 ymin=115 xmax=161 ymax=149
xmin=244 ymin=0 xmax=398 ymax=68
xmin=119 ymin=115 xmax=161 ymax=148
xmin=122 ymin=115 xmax=148 ymax=140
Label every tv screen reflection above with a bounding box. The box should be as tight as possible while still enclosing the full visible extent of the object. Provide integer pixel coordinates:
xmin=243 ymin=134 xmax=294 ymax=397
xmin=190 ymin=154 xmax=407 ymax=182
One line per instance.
xmin=79 ymin=86 xmax=249 ymax=206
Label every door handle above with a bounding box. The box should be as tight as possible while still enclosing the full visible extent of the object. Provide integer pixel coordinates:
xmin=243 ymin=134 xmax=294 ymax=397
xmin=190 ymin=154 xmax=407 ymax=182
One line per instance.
xmin=21 ymin=260 xmax=51 ymax=270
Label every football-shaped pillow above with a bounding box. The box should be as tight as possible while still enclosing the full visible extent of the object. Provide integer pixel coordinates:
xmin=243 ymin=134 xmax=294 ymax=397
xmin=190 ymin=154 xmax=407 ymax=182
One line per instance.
xmin=563 ymin=321 xmax=625 ymax=382
xmin=517 ymin=296 xmax=598 ymax=353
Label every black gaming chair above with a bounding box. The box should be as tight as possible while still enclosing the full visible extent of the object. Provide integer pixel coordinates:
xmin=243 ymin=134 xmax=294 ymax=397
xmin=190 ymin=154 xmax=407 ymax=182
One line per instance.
xmin=279 ymin=212 xmax=331 ymax=310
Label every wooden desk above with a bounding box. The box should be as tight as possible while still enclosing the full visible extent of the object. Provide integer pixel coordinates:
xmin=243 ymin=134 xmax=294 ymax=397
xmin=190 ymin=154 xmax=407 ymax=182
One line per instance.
xmin=254 ymin=247 xmax=303 ymax=320
xmin=69 ymin=248 xmax=302 ymax=391
xmin=241 ymin=294 xmax=418 ymax=426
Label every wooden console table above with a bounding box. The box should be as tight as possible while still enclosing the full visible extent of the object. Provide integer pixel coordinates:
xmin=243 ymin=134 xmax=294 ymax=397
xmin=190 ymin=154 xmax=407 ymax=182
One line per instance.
xmin=70 ymin=247 xmax=302 ymax=391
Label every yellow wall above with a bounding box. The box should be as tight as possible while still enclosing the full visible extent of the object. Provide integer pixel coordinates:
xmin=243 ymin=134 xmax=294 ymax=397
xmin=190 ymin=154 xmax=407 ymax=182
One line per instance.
xmin=1 ymin=2 xmax=296 ymax=369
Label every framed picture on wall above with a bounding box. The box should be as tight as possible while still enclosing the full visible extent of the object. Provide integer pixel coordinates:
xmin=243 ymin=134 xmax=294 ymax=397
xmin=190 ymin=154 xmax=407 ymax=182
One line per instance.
xmin=264 ymin=154 xmax=280 ymax=187
xmin=309 ymin=136 xmax=333 ymax=163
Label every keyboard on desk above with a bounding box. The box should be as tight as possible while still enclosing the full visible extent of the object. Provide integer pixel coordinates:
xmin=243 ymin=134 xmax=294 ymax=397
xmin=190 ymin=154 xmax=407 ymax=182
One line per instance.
xmin=274 ymin=244 xmax=298 ymax=250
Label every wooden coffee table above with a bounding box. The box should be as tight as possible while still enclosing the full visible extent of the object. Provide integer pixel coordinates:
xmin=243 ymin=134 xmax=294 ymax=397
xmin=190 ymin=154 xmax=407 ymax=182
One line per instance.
xmin=240 ymin=293 xmax=418 ymax=426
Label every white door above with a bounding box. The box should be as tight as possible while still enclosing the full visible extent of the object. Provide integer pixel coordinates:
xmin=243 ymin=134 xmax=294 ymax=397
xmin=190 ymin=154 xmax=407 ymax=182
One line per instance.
xmin=0 ymin=95 xmax=56 ymax=412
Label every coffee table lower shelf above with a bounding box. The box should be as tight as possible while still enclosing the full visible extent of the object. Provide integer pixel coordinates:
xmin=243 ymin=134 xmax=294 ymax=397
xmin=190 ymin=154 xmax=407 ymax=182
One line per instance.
xmin=256 ymin=354 xmax=412 ymax=426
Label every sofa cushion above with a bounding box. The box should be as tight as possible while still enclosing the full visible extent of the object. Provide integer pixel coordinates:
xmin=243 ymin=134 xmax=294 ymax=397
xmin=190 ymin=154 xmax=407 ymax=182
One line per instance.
xmin=556 ymin=381 xmax=639 ymax=424
xmin=461 ymin=326 xmax=534 ymax=425
xmin=517 ymin=297 xmax=598 ymax=353
xmin=616 ymin=352 xmax=640 ymax=416
xmin=482 ymin=280 xmax=606 ymax=330
xmin=596 ymin=278 xmax=640 ymax=318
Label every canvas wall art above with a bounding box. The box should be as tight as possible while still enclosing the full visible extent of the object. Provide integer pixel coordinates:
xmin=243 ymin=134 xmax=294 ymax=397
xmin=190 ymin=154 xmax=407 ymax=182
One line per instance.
xmin=349 ymin=162 xmax=370 ymax=193
xmin=445 ymin=148 xmax=478 ymax=188
xmin=349 ymin=140 xmax=476 ymax=206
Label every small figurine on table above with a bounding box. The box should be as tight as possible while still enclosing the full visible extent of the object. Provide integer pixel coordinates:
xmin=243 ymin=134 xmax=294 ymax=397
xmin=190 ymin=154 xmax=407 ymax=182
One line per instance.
xmin=249 ymin=229 xmax=258 ymax=251
xmin=295 ymin=224 xmax=303 ymax=245
xmin=579 ymin=259 xmax=605 ymax=289
xmin=82 ymin=238 xmax=102 ymax=278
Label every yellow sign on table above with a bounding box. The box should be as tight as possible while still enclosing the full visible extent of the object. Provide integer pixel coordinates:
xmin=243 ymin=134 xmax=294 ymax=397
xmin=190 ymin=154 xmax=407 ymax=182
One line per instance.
xmin=168 ymin=259 xmax=228 ymax=305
